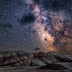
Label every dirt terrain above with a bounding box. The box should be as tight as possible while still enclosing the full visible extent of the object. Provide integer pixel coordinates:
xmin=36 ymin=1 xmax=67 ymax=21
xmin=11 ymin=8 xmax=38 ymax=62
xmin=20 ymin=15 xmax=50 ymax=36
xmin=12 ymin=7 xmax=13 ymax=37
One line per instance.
xmin=0 ymin=51 xmax=72 ymax=72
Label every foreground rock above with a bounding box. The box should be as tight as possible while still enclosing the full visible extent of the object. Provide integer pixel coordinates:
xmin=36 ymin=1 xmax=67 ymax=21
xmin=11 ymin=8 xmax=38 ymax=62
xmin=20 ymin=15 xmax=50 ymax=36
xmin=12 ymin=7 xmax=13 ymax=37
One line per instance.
xmin=0 ymin=51 xmax=72 ymax=71
xmin=37 ymin=64 xmax=68 ymax=70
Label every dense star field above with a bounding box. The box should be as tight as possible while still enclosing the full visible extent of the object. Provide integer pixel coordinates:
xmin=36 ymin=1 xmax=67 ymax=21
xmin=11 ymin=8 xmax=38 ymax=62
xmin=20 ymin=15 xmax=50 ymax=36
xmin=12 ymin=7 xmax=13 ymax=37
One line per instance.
xmin=0 ymin=0 xmax=72 ymax=54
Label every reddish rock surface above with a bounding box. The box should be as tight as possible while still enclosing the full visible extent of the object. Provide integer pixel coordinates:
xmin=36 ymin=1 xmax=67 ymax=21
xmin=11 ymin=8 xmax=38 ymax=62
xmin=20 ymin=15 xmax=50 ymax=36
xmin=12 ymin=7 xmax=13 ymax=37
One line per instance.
xmin=0 ymin=51 xmax=72 ymax=71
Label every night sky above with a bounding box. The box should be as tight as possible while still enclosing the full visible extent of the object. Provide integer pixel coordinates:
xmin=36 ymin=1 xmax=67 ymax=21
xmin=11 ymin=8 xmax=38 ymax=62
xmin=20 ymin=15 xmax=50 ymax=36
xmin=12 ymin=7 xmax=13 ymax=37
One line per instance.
xmin=0 ymin=0 xmax=72 ymax=54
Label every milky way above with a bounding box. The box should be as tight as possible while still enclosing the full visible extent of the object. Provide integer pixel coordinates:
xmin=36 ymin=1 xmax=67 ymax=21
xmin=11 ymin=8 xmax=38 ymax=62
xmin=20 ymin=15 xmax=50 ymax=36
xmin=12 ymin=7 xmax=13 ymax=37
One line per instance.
xmin=30 ymin=0 xmax=72 ymax=54
xmin=0 ymin=0 xmax=72 ymax=54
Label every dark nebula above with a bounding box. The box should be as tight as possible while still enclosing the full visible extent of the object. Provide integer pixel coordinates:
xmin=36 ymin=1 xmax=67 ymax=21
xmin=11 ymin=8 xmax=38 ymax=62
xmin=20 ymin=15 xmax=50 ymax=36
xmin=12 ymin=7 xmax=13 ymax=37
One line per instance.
xmin=19 ymin=13 xmax=35 ymax=25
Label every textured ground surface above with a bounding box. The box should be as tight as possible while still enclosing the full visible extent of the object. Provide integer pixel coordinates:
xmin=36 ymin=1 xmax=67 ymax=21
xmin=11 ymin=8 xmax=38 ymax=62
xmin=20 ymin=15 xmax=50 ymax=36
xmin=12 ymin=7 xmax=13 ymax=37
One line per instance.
xmin=0 ymin=67 xmax=71 ymax=72
xmin=0 ymin=51 xmax=72 ymax=72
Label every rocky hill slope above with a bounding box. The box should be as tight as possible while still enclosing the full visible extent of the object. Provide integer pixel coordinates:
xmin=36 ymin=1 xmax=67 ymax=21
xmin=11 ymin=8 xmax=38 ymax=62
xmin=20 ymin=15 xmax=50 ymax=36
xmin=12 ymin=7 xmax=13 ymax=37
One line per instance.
xmin=0 ymin=51 xmax=72 ymax=71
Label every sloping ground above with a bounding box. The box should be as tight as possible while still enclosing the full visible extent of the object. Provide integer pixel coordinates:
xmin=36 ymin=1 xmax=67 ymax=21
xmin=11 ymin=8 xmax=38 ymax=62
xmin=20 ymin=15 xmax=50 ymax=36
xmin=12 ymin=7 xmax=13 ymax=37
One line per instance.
xmin=0 ymin=51 xmax=72 ymax=72
xmin=0 ymin=66 xmax=70 ymax=72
